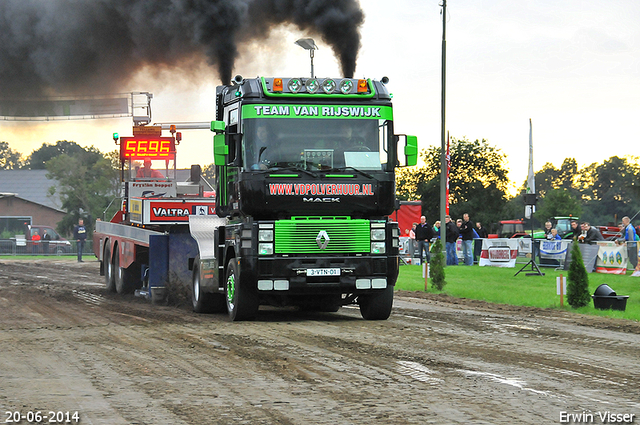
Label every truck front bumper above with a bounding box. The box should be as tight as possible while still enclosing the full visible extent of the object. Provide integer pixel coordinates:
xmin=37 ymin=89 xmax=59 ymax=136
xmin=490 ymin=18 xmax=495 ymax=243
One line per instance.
xmin=241 ymin=255 xmax=399 ymax=294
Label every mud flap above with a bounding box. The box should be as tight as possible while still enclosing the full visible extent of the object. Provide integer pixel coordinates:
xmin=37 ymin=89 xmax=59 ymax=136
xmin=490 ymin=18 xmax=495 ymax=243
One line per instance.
xmin=149 ymin=234 xmax=169 ymax=304
xmin=189 ymin=215 xmax=226 ymax=260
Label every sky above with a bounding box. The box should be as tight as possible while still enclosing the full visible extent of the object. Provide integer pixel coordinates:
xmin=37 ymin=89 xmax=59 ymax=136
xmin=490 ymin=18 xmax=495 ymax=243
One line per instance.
xmin=2 ymin=0 xmax=640 ymax=195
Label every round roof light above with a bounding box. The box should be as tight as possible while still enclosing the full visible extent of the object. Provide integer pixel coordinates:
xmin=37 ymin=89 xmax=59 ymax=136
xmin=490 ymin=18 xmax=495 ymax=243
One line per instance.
xmin=322 ymin=79 xmax=336 ymax=94
xmin=306 ymin=78 xmax=320 ymax=94
xmin=339 ymin=79 xmax=353 ymax=94
xmin=287 ymin=78 xmax=302 ymax=93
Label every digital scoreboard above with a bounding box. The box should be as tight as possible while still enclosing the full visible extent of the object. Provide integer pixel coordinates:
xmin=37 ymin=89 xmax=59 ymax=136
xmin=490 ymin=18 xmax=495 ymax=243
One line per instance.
xmin=119 ymin=137 xmax=176 ymax=161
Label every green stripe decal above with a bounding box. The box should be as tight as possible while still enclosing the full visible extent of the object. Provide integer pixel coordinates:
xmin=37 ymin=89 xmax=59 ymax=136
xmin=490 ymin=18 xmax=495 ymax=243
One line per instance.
xmin=242 ymin=104 xmax=393 ymax=120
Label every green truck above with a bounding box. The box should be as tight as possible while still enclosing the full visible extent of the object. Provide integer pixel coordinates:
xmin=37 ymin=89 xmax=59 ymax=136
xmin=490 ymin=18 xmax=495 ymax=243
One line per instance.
xmin=189 ymin=76 xmax=417 ymax=321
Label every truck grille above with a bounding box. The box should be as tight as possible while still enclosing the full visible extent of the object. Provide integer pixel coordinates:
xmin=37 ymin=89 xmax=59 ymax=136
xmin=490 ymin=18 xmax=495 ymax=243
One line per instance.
xmin=275 ymin=217 xmax=370 ymax=254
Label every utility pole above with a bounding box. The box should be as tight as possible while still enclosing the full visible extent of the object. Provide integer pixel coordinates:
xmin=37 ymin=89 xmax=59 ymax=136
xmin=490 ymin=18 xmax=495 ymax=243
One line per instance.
xmin=440 ymin=0 xmax=447 ymax=253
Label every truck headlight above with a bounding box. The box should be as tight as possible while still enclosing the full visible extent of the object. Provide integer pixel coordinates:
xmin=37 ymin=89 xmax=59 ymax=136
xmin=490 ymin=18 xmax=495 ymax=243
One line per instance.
xmin=371 ymin=229 xmax=386 ymax=241
xmin=258 ymin=229 xmax=273 ymax=242
xmin=371 ymin=242 xmax=386 ymax=254
xmin=259 ymin=243 xmax=274 ymax=255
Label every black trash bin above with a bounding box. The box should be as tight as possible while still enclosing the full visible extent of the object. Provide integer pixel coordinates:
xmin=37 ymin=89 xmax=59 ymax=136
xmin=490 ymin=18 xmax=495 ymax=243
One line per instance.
xmin=594 ymin=284 xmax=617 ymax=296
xmin=592 ymin=284 xmax=629 ymax=311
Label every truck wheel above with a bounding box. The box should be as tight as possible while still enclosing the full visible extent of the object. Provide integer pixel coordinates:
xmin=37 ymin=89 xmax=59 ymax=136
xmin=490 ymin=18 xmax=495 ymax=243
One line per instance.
xmin=104 ymin=244 xmax=116 ymax=293
xmin=358 ymin=286 xmax=394 ymax=320
xmin=225 ymin=259 xmax=259 ymax=321
xmin=114 ymin=251 xmax=134 ymax=294
xmin=192 ymin=257 xmax=225 ymax=314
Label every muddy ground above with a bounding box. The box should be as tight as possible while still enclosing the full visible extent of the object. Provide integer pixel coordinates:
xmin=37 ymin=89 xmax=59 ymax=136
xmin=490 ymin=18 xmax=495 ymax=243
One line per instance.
xmin=0 ymin=259 xmax=638 ymax=425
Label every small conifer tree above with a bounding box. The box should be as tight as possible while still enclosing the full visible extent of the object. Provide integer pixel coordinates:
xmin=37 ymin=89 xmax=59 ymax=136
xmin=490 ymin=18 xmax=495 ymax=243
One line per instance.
xmin=429 ymin=238 xmax=446 ymax=290
xmin=567 ymin=241 xmax=591 ymax=308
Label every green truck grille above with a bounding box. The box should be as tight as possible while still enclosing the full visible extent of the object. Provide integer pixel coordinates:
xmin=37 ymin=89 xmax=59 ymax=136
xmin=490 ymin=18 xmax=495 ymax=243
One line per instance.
xmin=275 ymin=217 xmax=370 ymax=254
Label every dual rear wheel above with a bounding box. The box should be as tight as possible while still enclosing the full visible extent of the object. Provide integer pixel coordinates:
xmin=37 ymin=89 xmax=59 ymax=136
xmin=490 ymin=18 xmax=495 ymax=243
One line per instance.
xmin=104 ymin=242 xmax=140 ymax=294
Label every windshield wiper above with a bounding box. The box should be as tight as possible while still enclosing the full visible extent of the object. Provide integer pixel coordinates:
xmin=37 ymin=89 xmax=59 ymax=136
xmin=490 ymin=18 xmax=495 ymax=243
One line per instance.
xmin=323 ymin=166 xmax=374 ymax=179
xmin=262 ymin=165 xmax=318 ymax=178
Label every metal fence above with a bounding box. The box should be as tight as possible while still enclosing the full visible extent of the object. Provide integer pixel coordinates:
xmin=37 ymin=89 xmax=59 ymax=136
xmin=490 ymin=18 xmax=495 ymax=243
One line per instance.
xmin=0 ymin=239 xmax=94 ymax=257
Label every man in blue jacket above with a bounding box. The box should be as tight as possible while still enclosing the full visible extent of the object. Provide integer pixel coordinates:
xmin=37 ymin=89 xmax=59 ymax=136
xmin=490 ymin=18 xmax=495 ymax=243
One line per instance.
xmin=620 ymin=216 xmax=637 ymax=268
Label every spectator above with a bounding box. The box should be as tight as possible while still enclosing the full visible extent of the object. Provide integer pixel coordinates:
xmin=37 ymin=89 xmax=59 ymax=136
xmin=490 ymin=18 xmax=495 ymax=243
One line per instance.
xmin=445 ymin=215 xmax=459 ymax=265
xmin=74 ymin=219 xmax=87 ymax=262
xmin=620 ymin=216 xmax=637 ymax=243
xmin=459 ymin=213 xmax=474 ymax=266
xmin=474 ymin=222 xmax=488 ymax=263
xmin=564 ymin=220 xmax=580 ymax=240
xmin=543 ymin=221 xmax=553 ymax=239
xmin=549 ymin=228 xmax=561 ymax=240
xmin=42 ymin=229 xmax=51 ymax=254
xmin=415 ymin=216 xmax=435 ymax=264
xmin=475 ymin=222 xmax=488 ymax=239
xmin=578 ymin=221 xmax=604 ymax=244
xmin=619 ymin=216 xmax=638 ymax=268
xmin=433 ymin=221 xmax=441 ymax=238
xmin=409 ymin=223 xmax=417 ymax=259
xmin=31 ymin=230 xmax=41 ymax=254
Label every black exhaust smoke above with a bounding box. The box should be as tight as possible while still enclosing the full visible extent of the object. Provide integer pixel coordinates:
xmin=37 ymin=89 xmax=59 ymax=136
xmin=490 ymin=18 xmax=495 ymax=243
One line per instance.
xmin=0 ymin=0 xmax=363 ymax=97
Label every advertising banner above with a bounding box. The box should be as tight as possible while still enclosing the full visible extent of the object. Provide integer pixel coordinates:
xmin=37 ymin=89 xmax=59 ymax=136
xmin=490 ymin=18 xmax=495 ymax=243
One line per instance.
xmin=141 ymin=199 xmax=217 ymax=224
xmin=479 ymin=238 xmax=519 ymax=268
xmin=595 ymin=242 xmax=628 ymax=274
xmin=539 ymin=240 xmax=571 ymax=261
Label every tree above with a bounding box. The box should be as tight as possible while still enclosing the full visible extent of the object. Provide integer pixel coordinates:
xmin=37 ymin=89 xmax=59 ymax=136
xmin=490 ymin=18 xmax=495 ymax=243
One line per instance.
xmin=578 ymin=156 xmax=640 ymax=224
xmin=530 ymin=158 xmax=581 ymax=199
xmin=534 ymin=188 xmax=582 ymax=222
xmin=396 ymin=137 xmax=510 ymax=227
xmin=46 ymin=147 xmax=120 ymax=236
xmin=202 ymin=163 xmax=216 ymax=189
xmin=429 ymin=238 xmax=446 ymax=290
xmin=26 ymin=140 xmax=86 ymax=169
xmin=0 ymin=141 xmax=24 ymax=169
xmin=567 ymin=241 xmax=591 ymax=308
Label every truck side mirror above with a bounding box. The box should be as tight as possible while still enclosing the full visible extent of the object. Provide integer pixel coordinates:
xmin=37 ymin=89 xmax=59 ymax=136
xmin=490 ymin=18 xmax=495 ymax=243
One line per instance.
xmin=213 ymin=134 xmax=228 ymax=165
xmin=396 ymin=134 xmax=418 ymax=167
xmin=213 ymin=133 xmax=243 ymax=166
xmin=210 ymin=120 xmax=226 ymax=133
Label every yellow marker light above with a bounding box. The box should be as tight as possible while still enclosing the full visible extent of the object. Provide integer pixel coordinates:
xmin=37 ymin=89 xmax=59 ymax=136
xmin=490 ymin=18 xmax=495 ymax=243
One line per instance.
xmin=357 ymin=79 xmax=368 ymax=93
xmin=273 ymin=78 xmax=284 ymax=92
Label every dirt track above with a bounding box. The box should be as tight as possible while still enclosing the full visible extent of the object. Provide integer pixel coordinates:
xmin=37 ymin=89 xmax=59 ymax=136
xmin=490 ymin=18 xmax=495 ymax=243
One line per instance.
xmin=1 ymin=259 xmax=639 ymax=425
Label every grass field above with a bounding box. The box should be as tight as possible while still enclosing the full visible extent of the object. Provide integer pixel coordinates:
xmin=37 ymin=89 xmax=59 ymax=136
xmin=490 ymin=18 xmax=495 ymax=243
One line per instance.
xmin=397 ymin=262 xmax=640 ymax=321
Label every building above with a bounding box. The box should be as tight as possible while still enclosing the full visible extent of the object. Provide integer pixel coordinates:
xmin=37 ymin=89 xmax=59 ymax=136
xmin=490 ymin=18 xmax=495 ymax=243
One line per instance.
xmin=0 ymin=170 xmax=66 ymax=237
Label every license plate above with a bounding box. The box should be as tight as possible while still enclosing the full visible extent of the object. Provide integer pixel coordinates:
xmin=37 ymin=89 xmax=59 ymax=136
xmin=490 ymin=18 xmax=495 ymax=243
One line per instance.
xmin=307 ymin=268 xmax=341 ymax=277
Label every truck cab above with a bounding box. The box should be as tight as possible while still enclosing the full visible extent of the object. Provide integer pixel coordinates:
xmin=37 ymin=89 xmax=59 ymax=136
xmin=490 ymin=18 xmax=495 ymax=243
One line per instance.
xmin=190 ymin=76 xmax=418 ymax=321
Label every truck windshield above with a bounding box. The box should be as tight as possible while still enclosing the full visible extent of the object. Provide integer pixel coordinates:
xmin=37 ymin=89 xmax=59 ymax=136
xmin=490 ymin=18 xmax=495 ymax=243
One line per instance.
xmin=243 ymin=118 xmax=390 ymax=171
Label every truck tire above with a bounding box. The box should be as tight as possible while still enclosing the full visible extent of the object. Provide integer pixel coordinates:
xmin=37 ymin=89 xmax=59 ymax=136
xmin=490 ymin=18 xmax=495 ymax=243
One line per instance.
xmin=104 ymin=244 xmax=116 ymax=293
xmin=225 ymin=259 xmax=259 ymax=321
xmin=192 ymin=256 xmax=225 ymax=314
xmin=114 ymin=250 xmax=134 ymax=294
xmin=358 ymin=286 xmax=394 ymax=320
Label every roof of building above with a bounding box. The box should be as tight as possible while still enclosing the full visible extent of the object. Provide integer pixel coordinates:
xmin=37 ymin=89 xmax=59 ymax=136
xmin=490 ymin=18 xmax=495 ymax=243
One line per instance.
xmin=0 ymin=170 xmax=64 ymax=212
